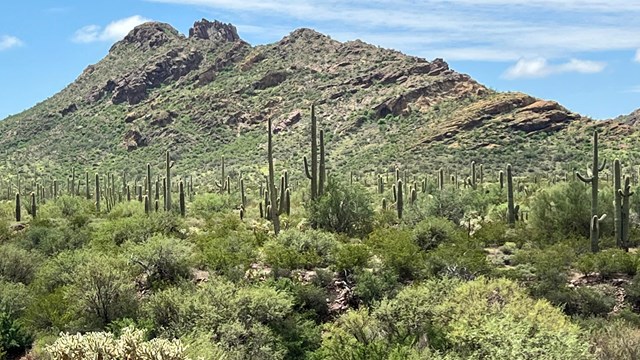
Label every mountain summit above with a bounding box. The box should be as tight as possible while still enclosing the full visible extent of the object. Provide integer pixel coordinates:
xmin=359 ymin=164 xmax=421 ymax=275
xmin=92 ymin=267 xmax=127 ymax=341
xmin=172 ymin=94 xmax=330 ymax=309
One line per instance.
xmin=0 ymin=19 xmax=632 ymax=178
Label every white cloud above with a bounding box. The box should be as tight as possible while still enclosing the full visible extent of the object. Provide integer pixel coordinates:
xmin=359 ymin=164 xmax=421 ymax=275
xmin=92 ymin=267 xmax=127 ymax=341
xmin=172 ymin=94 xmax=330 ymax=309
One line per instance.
xmin=635 ymin=49 xmax=640 ymax=62
xmin=503 ymin=58 xmax=606 ymax=79
xmin=147 ymin=0 xmax=640 ymax=62
xmin=0 ymin=35 xmax=23 ymax=51
xmin=73 ymin=15 xmax=152 ymax=43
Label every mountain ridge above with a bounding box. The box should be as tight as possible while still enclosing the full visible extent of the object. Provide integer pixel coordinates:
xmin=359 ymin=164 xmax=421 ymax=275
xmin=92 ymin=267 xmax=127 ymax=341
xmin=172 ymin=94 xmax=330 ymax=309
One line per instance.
xmin=0 ymin=18 xmax=636 ymax=182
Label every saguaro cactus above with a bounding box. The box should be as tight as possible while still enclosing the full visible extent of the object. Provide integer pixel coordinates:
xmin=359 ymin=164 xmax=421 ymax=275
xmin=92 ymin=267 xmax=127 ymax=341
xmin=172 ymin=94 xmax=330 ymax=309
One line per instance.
xmin=95 ymin=173 xmax=100 ymax=213
xmin=619 ymin=175 xmax=634 ymax=251
xmin=303 ymin=105 xmax=326 ymax=200
xmin=506 ymin=164 xmax=516 ymax=226
xmin=576 ymin=131 xmax=607 ymax=252
xmin=613 ymin=159 xmax=623 ymax=248
xmin=166 ymin=151 xmax=172 ymax=211
xmin=268 ymin=117 xmax=281 ymax=235
xmin=396 ymin=179 xmax=404 ymax=219
xmin=30 ymin=192 xmax=36 ymax=219
xmin=179 ymin=181 xmax=185 ymax=217
xmin=15 ymin=193 xmax=20 ymax=222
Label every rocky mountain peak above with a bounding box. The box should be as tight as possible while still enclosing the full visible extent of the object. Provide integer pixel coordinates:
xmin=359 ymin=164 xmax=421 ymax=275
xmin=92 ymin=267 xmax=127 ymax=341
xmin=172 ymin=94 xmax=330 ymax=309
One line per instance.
xmin=110 ymin=22 xmax=182 ymax=52
xmin=189 ymin=19 xmax=240 ymax=42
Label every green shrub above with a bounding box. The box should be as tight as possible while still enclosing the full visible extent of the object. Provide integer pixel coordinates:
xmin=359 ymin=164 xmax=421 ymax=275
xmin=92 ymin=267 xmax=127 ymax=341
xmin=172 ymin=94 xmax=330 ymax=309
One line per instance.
xmin=353 ymin=268 xmax=399 ymax=307
xmin=191 ymin=193 xmax=233 ymax=218
xmin=426 ymin=237 xmax=492 ymax=279
xmin=195 ymin=221 xmax=257 ymax=280
xmin=575 ymin=249 xmax=638 ymax=278
xmin=0 ymin=310 xmax=33 ymax=358
xmin=588 ymin=320 xmax=640 ymax=360
xmin=529 ymin=181 xmax=613 ymax=241
xmin=308 ymin=179 xmax=374 ymax=237
xmin=366 ymin=228 xmax=426 ymax=281
xmin=126 ymin=235 xmax=195 ymax=289
xmin=412 ymin=217 xmax=461 ymax=251
xmin=264 ymin=229 xmax=338 ymax=272
xmin=334 ymin=242 xmax=370 ymax=274
xmin=143 ymin=277 xmax=295 ymax=359
xmin=317 ymin=277 xmax=592 ymax=359
xmin=66 ymin=253 xmax=137 ymax=330
xmin=0 ymin=244 xmax=41 ymax=284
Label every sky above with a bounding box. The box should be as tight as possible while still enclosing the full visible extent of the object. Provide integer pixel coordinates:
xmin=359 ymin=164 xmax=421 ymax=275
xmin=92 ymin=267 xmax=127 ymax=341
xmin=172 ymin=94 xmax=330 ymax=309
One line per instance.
xmin=0 ymin=1 xmax=639 ymax=120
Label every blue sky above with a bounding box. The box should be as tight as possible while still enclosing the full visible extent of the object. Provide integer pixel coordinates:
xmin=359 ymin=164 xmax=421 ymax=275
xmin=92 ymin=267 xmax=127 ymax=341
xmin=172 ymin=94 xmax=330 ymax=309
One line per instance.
xmin=1 ymin=0 xmax=639 ymax=120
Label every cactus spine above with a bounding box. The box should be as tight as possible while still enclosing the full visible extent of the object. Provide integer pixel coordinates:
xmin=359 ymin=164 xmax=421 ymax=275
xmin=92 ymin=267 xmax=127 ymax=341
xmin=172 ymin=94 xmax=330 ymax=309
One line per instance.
xmin=576 ymin=131 xmax=607 ymax=252
xmin=267 ymin=117 xmax=280 ymax=235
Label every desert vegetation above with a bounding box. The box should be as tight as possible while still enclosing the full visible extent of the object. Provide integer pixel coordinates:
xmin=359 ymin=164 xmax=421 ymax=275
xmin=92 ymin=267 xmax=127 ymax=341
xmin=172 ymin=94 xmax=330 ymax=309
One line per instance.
xmin=1 ymin=107 xmax=640 ymax=360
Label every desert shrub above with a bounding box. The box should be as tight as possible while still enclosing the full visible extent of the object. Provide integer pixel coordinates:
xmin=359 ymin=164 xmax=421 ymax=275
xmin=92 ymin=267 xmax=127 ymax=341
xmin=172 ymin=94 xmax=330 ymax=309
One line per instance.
xmin=143 ymin=277 xmax=294 ymax=359
xmin=106 ymin=200 xmax=145 ymax=220
xmin=412 ymin=188 xmax=470 ymax=225
xmin=575 ymin=249 xmax=638 ymax=278
xmin=0 ymin=280 xmax=31 ymax=317
xmin=66 ymin=253 xmax=137 ymax=330
xmin=92 ymin=211 xmax=184 ymax=247
xmin=626 ymin=274 xmax=640 ymax=308
xmin=0 ymin=244 xmax=41 ymax=284
xmin=472 ymin=220 xmax=522 ymax=247
xmin=39 ymin=195 xmax=94 ymax=228
xmin=126 ymin=235 xmax=195 ymax=289
xmin=512 ymin=242 xmax=577 ymax=295
xmin=195 ymin=219 xmax=257 ymax=279
xmin=529 ymin=181 xmax=614 ymax=241
xmin=352 ymin=268 xmax=400 ymax=307
xmin=588 ymin=320 xmax=640 ymax=360
xmin=564 ymin=286 xmax=616 ymax=317
xmin=0 ymin=310 xmax=33 ymax=358
xmin=426 ymin=237 xmax=493 ymax=279
xmin=334 ymin=242 xmax=370 ymax=274
xmin=366 ymin=228 xmax=426 ymax=281
xmin=264 ymin=229 xmax=338 ymax=272
xmin=411 ymin=217 xmax=461 ymax=251
xmin=24 ymin=223 xmax=89 ymax=255
xmin=316 ymin=277 xmax=591 ymax=359
xmin=43 ymin=326 xmax=190 ymax=360
xmin=308 ymin=179 xmax=374 ymax=237
xmin=191 ymin=193 xmax=233 ymax=218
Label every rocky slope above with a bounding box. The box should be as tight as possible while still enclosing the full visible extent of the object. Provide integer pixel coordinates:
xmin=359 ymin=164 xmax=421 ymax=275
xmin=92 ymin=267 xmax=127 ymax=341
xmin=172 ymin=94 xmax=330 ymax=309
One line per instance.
xmin=0 ymin=18 xmax=635 ymax=181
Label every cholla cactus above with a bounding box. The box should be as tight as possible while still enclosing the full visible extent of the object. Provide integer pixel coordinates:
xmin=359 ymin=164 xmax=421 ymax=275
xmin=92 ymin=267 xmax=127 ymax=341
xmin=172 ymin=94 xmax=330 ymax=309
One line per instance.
xmin=44 ymin=326 xmax=191 ymax=360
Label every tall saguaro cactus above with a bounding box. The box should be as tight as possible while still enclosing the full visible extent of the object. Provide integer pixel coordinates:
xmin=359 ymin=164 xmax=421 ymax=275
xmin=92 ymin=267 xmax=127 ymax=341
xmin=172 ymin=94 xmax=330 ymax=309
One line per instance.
xmin=613 ymin=159 xmax=623 ymax=248
xmin=95 ymin=173 xmax=100 ymax=213
xmin=303 ymin=104 xmax=326 ymax=201
xmin=268 ymin=117 xmax=281 ymax=235
xmin=506 ymin=164 xmax=516 ymax=226
xmin=576 ymin=131 xmax=607 ymax=252
xmin=165 ymin=151 xmax=172 ymax=211
xmin=619 ymin=175 xmax=634 ymax=251
xmin=15 ymin=193 xmax=20 ymax=222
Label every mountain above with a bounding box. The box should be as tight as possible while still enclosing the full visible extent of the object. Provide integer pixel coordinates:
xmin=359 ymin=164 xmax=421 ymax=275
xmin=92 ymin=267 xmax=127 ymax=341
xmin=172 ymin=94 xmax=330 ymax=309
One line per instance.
xmin=0 ymin=19 xmax=637 ymax=181
xmin=614 ymin=109 xmax=640 ymax=126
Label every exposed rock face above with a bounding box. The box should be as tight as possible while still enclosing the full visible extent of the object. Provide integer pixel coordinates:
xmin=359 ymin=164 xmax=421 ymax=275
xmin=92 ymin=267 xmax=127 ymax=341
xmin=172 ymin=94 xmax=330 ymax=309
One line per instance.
xmin=509 ymin=100 xmax=579 ymax=133
xmin=253 ymin=71 xmax=288 ymax=90
xmin=189 ymin=19 xmax=240 ymax=42
xmin=123 ymin=129 xmax=148 ymax=151
xmin=110 ymin=22 xmax=181 ymax=51
xmin=616 ymin=109 xmax=640 ymax=126
xmin=111 ymin=48 xmax=203 ymax=105
xmin=274 ymin=110 xmax=301 ymax=134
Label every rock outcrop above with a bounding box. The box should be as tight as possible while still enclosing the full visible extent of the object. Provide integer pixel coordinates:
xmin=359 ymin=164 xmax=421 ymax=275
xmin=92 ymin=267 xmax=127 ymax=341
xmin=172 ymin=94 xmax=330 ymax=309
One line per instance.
xmin=189 ymin=19 xmax=240 ymax=42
